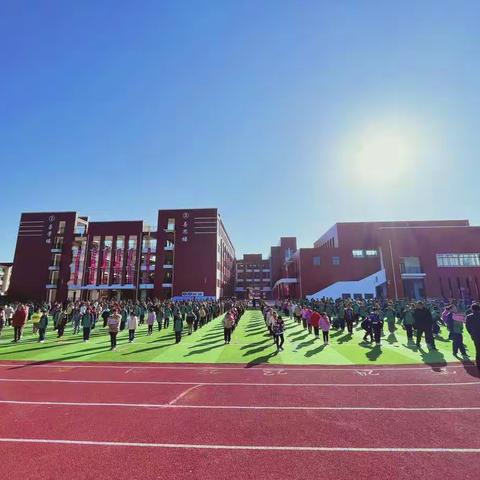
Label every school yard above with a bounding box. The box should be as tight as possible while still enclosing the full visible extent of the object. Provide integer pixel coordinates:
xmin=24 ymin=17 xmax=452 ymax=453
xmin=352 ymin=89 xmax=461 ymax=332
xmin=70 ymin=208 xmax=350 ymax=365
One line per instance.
xmin=0 ymin=310 xmax=478 ymax=479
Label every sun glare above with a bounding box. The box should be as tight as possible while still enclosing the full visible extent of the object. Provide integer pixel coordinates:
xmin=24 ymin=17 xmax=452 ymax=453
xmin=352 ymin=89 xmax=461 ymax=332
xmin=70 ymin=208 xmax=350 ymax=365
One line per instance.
xmin=344 ymin=122 xmax=420 ymax=183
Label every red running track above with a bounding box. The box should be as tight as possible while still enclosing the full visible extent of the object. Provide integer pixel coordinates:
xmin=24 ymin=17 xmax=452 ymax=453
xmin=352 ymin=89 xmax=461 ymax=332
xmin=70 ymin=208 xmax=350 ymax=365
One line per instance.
xmin=0 ymin=361 xmax=479 ymax=480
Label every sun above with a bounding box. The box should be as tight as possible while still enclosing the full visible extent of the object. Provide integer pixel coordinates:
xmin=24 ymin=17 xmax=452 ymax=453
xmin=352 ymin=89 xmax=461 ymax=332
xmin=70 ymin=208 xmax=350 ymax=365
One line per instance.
xmin=345 ymin=122 xmax=419 ymax=183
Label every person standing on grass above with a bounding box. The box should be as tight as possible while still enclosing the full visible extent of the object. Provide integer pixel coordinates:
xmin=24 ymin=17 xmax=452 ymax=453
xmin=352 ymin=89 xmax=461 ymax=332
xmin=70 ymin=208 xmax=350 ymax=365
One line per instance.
xmin=319 ymin=311 xmax=331 ymax=345
xmin=293 ymin=303 xmax=302 ymax=324
xmin=402 ymin=304 xmax=415 ymax=342
xmin=5 ymin=304 xmax=14 ymax=327
xmin=37 ymin=310 xmax=49 ymax=343
xmin=12 ymin=304 xmax=27 ymax=342
xmin=72 ymin=307 xmax=81 ymax=334
xmin=385 ymin=303 xmax=396 ymax=333
xmin=0 ymin=306 xmax=5 ymax=337
xmin=127 ymin=310 xmax=139 ymax=343
xmin=344 ymin=304 xmax=354 ymax=334
xmin=451 ymin=311 xmax=467 ymax=358
xmin=107 ymin=309 xmax=121 ymax=350
xmin=369 ymin=306 xmax=384 ymax=346
xmin=31 ymin=307 xmax=41 ymax=334
xmin=101 ymin=306 xmax=111 ymax=328
xmin=310 ymin=309 xmax=321 ymax=339
xmin=466 ymin=303 xmax=480 ymax=370
xmin=273 ymin=315 xmax=285 ymax=351
xmin=186 ymin=307 xmax=196 ymax=335
xmin=173 ymin=311 xmax=183 ymax=344
xmin=146 ymin=307 xmax=156 ymax=336
xmin=81 ymin=308 xmax=93 ymax=342
xmin=413 ymin=301 xmax=437 ymax=350
xmin=57 ymin=308 xmax=68 ymax=338
xmin=223 ymin=310 xmax=234 ymax=344
xmin=164 ymin=304 xmax=172 ymax=329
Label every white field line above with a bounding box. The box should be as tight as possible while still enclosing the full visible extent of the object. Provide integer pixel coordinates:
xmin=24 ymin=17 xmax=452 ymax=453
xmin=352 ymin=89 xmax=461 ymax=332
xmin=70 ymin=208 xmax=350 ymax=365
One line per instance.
xmin=168 ymin=384 xmax=202 ymax=405
xmin=0 ymin=378 xmax=478 ymax=387
xmin=0 ymin=363 xmax=469 ymax=372
xmin=0 ymin=437 xmax=479 ymax=453
xmin=0 ymin=399 xmax=479 ymax=412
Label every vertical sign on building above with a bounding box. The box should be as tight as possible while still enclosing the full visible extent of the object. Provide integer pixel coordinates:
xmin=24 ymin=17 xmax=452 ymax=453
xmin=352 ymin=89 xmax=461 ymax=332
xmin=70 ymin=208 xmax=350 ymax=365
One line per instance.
xmin=181 ymin=211 xmax=189 ymax=242
xmin=45 ymin=215 xmax=55 ymax=245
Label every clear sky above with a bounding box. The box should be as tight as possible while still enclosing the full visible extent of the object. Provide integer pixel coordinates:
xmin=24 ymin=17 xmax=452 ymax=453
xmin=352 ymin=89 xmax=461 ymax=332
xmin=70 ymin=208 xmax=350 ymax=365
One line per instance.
xmin=1 ymin=0 xmax=479 ymax=261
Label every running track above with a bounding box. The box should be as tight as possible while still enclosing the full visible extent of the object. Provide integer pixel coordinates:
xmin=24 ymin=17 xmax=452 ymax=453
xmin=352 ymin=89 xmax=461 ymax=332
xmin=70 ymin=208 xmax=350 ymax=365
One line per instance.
xmin=0 ymin=361 xmax=479 ymax=479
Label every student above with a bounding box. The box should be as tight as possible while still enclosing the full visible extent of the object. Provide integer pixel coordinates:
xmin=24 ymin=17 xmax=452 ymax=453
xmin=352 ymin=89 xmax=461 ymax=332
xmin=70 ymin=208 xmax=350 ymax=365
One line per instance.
xmin=402 ymin=304 xmax=415 ymax=342
xmin=0 ymin=306 xmax=5 ymax=337
xmin=38 ymin=310 xmax=49 ymax=343
xmin=310 ymin=309 xmax=321 ymax=338
xmin=451 ymin=311 xmax=467 ymax=357
xmin=173 ymin=312 xmax=183 ymax=344
xmin=344 ymin=305 xmax=354 ymax=334
xmin=12 ymin=304 xmax=27 ymax=342
xmin=369 ymin=306 xmax=384 ymax=346
xmin=273 ymin=315 xmax=285 ymax=351
xmin=385 ymin=303 xmax=396 ymax=333
xmin=4 ymin=304 xmax=14 ymax=327
xmin=81 ymin=309 xmax=93 ymax=342
xmin=57 ymin=308 xmax=68 ymax=338
xmin=72 ymin=308 xmax=81 ymax=334
xmin=293 ymin=304 xmax=302 ymax=324
xmin=101 ymin=307 xmax=111 ymax=328
xmin=127 ymin=311 xmax=139 ymax=343
xmin=319 ymin=311 xmax=331 ymax=345
xmin=31 ymin=308 xmax=41 ymax=334
xmin=466 ymin=303 xmax=480 ymax=370
xmin=146 ymin=308 xmax=156 ymax=336
xmin=164 ymin=304 xmax=172 ymax=329
xmin=186 ymin=308 xmax=196 ymax=335
xmin=223 ymin=310 xmax=234 ymax=344
xmin=107 ymin=309 xmax=122 ymax=350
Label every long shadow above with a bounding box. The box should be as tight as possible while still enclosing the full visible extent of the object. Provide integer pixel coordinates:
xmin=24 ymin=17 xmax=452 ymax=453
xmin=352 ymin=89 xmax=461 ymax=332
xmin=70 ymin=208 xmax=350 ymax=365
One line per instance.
xmin=245 ymin=350 xmax=278 ymax=368
xmin=418 ymin=346 xmax=447 ymax=370
xmin=240 ymin=339 xmax=270 ymax=350
xmin=434 ymin=335 xmax=450 ymax=343
xmin=294 ymin=338 xmax=315 ymax=350
xmin=366 ymin=345 xmax=382 ymax=361
xmin=337 ymin=333 xmax=353 ymax=344
xmin=193 ymin=338 xmax=223 ymax=348
xmin=288 ymin=333 xmax=309 ymax=343
xmin=330 ymin=330 xmax=345 ymax=338
xmin=245 ymin=331 xmax=269 ymax=338
xmin=242 ymin=343 xmax=273 ymax=356
xmin=460 ymin=359 xmax=480 ymax=378
xmin=185 ymin=343 xmax=225 ymax=356
xmin=0 ymin=343 xmax=67 ymax=355
xmin=305 ymin=343 xmax=327 ymax=357
xmin=122 ymin=343 xmax=172 ymax=355
xmin=386 ymin=333 xmax=397 ymax=345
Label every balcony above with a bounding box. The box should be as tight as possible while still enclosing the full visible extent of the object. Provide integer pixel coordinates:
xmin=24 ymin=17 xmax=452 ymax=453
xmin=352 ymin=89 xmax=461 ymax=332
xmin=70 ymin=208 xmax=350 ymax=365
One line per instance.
xmin=164 ymin=244 xmax=174 ymax=251
xmin=45 ymin=284 xmax=57 ymax=289
xmin=163 ymin=264 xmax=173 ymax=269
xmin=162 ymin=283 xmax=173 ymax=288
xmin=48 ymin=265 xmax=60 ymax=271
xmin=51 ymin=248 xmax=62 ymax=253
xmin=399 ymin=264 xmax=426 ymax=279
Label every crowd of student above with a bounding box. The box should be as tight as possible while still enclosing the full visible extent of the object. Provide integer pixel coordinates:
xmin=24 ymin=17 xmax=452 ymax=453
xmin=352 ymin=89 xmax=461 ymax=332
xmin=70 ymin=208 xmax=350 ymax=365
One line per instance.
xmin=269 ymin=297 xmax=480 ymax=369
xmin=0 ymin=299 xmax=246 ymax=351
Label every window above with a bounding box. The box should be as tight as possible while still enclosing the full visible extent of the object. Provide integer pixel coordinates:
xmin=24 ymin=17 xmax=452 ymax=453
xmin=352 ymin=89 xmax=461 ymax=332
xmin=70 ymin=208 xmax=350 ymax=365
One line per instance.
xmin=436 ymin=253 xmax=480 ymax=267
xmin=57 ymin=221 xmax=66 ymax=235
xmin=166 ymin=218 xmax=175 ymax=231
xmin=313 ymin=256 xmax=321 ymax=266
xmin=353 ymin=293 xmax=363 ymax=300
xmin=332 ymin=256 xmax=340 ymax=265
xmin=400 ymin=257 xmax=421 ymax=274
xmin=353 ymin=249 xmax=378 ymax=258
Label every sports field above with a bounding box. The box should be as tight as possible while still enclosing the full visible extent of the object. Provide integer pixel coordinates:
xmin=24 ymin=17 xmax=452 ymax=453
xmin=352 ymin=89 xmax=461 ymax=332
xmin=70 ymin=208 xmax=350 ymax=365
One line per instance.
xmin=0 ymin=310 xmax=476 ymax=365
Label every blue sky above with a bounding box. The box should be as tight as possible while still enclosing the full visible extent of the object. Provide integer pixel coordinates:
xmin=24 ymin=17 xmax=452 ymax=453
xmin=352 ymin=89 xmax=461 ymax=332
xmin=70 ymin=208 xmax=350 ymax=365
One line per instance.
xmin=1 ymin=0 xmax=479 ymax=260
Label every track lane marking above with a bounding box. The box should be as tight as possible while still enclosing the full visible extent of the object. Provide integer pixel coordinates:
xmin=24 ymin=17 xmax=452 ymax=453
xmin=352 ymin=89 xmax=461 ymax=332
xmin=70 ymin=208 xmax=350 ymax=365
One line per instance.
xmin=168 ymin=384 xmax=202 ymax=405
xmin=0 ymin=378 xmax=478 ymax=387
xmin=0 ymin=363 xmax=471 ymax=372
xmin=0 ymin=438 xmax=479 ymax=452
xmin=0 ymin=400 xmax=479 ymax=411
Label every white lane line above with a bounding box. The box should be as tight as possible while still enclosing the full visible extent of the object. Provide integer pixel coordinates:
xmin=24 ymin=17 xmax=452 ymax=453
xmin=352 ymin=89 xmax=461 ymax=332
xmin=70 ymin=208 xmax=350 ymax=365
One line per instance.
xmin=0 ymin=363 xmax=469 ymax=372
xmin=168 ymin=385 xmax=202 ymax=405
xmin=0 ymin=378 xmax=478 ymax=387
xmin=0 ymin=438 xmax=478 ymax=452
xmin=0 ymin=400 xmax=479 ymax=412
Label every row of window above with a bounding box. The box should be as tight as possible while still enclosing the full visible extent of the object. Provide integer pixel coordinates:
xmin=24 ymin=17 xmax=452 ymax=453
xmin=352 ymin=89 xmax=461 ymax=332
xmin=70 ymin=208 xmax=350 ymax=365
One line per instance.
xmin=313 ymin=256 xmax=340 ymax=266
xmin=437 ymin=253 xmax=480 ymax=268
xmin=352 ymin=249 xmax=379 ymax=258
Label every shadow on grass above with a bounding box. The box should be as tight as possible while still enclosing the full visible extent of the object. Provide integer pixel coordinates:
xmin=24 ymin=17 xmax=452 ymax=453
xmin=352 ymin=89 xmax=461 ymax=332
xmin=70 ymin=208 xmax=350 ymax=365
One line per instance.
xmin=185 ymin=343 xmax=225 ymax=356
xmin=245 ymin=349 xmax=278 ymax=368
xmin=242 ymin=342 xmax=274 ymax=356
xmin=366 ymin=345 xmax=382 ymax=361
xmin=386 ymin=333 xmax=397 ymax=344
xmin=305 ymin=343 xmax=327 ymax=357
xmin=240 ymin=339 xmax=270 ymax=350
xmin=288 ymin=333 xmax=309 ymax=343
xmin=336 ymin=333 xmax=353 ymax=344
xmin=294 ymin=338 xmax=315 ymax=350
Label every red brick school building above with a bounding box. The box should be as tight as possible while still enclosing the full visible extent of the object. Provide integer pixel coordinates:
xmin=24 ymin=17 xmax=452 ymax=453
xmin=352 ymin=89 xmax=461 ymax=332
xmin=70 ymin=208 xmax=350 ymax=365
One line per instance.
xmin=7 ymin=211 xmax=480 ymax=303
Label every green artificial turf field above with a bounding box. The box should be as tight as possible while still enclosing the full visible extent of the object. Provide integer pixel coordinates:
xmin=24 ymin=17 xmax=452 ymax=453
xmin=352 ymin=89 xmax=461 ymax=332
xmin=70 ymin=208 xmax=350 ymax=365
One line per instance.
xmin=0 ymin=309 xmax=474 ymax=365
